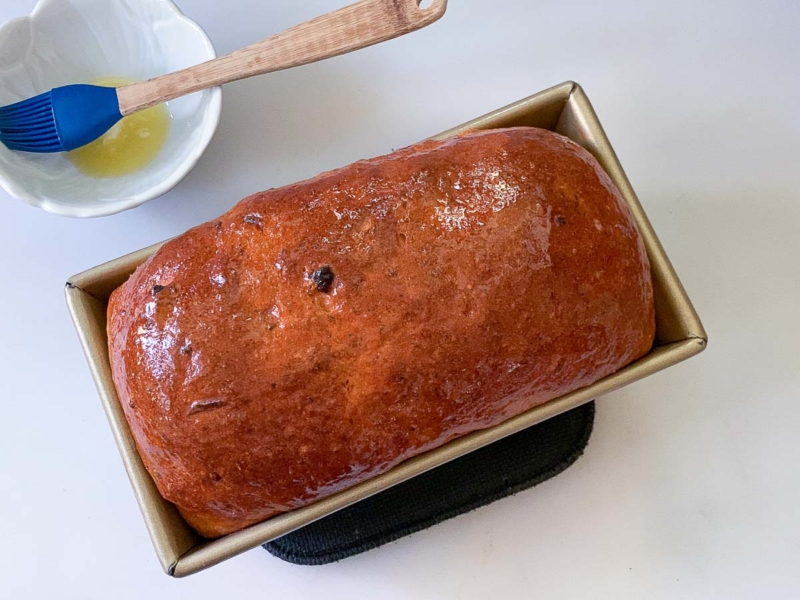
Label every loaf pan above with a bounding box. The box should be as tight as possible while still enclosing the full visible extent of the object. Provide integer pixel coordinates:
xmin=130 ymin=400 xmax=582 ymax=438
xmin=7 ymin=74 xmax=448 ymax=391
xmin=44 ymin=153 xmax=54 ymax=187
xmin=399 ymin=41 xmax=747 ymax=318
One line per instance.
xmin=65 ymin=81 xmax=707 ymax=577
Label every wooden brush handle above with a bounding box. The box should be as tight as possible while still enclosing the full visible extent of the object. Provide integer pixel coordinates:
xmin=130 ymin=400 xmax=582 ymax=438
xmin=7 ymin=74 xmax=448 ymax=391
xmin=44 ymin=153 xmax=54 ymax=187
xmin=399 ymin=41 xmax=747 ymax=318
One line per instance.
xmin=117 ymin=0 xmax=447 ymax=116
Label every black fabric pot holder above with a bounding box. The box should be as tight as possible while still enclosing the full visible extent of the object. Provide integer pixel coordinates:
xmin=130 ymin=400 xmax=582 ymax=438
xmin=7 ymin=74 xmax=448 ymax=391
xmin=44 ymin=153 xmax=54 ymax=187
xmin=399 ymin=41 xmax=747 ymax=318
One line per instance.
xmin=264 ymin=401 xmax=595 ymax=565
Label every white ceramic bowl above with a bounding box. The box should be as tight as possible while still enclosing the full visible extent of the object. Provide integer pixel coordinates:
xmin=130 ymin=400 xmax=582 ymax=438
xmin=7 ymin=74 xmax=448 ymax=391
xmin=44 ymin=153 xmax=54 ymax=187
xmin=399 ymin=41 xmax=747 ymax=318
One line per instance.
xmin=0 ymin=0 xmax=221 ymax=218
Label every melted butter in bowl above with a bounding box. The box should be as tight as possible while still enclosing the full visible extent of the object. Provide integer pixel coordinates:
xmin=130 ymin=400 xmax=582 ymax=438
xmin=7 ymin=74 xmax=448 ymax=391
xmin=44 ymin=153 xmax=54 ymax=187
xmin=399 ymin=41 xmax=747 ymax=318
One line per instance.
xmin=68 ymin=78 xmax=171 ymax=178
xmin=0 ymin=0 xmax=221 ymax=217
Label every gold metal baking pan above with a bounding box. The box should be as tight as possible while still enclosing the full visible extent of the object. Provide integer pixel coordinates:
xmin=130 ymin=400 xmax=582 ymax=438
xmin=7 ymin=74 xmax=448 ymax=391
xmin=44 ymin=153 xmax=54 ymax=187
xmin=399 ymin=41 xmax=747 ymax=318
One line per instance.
xmin=65 ymin=81 xmax=706 ymax=577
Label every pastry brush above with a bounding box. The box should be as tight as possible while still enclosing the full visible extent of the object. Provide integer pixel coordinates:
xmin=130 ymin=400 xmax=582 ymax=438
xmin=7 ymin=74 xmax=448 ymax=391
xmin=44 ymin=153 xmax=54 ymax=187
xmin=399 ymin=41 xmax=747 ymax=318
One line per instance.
xmin=0 ymin=0 xmax=446 ymax=153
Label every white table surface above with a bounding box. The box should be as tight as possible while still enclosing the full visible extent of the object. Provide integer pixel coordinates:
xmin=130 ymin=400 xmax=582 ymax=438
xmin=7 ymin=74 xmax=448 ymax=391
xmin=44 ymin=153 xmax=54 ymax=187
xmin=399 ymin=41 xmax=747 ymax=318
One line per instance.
xmin=2 ymin=0 xmax=799 ymax=598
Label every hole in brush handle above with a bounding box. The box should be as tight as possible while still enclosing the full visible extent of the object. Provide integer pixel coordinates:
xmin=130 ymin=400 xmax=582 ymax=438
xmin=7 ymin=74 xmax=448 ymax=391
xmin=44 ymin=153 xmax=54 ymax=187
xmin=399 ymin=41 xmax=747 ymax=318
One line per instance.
xmin=416 ymin=0 xmax=447 ymax=13
xmin=418 ymin=0 xmax=447 ymax=21
xmin=409 ymin=0 xmax=447 ymax=22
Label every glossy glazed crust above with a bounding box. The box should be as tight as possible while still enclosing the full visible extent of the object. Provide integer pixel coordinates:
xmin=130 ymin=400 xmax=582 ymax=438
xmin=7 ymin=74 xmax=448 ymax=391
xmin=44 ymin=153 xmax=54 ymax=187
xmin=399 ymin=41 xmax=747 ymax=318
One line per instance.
xmin=107 ymin=128 xmax=655 ymax=537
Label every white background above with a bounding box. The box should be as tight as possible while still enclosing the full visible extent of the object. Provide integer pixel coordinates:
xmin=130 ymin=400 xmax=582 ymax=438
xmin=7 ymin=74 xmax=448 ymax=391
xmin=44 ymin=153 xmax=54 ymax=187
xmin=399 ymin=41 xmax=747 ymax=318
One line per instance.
xmin=1 ymin=0 xmax=799 ymax=598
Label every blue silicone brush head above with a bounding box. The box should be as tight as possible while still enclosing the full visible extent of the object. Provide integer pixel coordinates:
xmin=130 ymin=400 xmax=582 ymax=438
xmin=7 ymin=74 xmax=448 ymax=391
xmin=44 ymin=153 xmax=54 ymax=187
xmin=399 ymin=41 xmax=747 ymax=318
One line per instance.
xmin=0 ymin=84 xmax=123 ymax=153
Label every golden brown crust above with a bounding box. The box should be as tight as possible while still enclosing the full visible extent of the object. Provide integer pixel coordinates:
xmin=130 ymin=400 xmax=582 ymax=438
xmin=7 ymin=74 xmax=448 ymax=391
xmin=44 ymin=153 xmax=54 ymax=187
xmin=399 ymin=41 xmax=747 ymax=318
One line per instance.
xmin=107 ymin=128 xmax=655 ymax=537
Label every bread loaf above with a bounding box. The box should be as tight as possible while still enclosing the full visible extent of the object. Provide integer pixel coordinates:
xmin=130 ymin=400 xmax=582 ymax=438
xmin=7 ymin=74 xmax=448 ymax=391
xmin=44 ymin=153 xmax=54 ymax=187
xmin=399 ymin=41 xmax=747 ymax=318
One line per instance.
xmin=108 ymin=127 xmax=655 ymax=537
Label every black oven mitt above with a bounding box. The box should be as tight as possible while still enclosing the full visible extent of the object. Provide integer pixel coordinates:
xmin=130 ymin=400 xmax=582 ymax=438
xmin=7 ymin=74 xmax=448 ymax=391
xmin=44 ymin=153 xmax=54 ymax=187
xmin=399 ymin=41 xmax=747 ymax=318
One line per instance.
xmin=263 ymin=401 xmax=595 ymax=565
